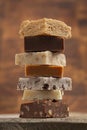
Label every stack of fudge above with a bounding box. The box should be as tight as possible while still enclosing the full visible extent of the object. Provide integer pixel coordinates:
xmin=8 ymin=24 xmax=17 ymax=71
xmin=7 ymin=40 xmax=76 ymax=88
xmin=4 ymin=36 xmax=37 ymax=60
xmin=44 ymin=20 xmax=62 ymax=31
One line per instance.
xmin=15 ymin=18 xmax=72 ymax=118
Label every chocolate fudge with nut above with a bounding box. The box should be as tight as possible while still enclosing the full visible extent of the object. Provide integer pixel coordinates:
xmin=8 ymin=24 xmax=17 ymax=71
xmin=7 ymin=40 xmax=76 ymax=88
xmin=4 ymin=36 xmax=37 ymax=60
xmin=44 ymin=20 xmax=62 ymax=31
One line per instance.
xmin=20 ymin=100 xmax=69 ymax=118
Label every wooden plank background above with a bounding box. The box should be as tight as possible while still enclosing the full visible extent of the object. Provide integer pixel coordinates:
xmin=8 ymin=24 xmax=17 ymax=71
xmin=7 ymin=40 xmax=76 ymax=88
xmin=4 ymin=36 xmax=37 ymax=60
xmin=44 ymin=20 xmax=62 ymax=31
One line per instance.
xmin=0 ymin=0 xmax=87 ymax=113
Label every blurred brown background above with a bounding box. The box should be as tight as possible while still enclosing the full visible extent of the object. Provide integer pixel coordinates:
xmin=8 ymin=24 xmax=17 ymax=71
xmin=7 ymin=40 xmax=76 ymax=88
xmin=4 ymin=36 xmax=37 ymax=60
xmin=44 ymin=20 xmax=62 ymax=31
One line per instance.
xmin=0 ymin=0 xmax=87 ymax=114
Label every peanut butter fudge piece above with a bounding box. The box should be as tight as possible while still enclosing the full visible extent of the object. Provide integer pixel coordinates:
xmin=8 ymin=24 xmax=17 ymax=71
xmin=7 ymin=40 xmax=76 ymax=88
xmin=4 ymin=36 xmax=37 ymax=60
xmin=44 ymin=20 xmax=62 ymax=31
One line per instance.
xmin=22 ymin=90 xmax=63 ymax=100
xmin=20 ymin=100 xmax=69 ymax=118
xmin=15 ymin=51 xmax=66 ymax=66
xmin=19 ymin=18 xmax=71 ymax=39
xmin=17 ymin=77 xmax=72 ymax=91
xmin=25 ymin=65 xmax=64 ymax=77
xmin=24 ymin=35 xmax=64 ymax=52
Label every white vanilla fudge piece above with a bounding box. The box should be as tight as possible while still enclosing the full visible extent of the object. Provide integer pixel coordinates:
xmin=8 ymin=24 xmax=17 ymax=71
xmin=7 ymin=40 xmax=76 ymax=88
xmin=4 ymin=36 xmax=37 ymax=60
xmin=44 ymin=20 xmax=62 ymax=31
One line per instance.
xmin=19 ymin=18 xmax=71 ymax=39
xmin=22 ymin=90 xmax=63 ymax=100
xmin=17 ymin=77 xmax=72 ymax=91
xmin=15 ymin=51 xmax=66 ymax=66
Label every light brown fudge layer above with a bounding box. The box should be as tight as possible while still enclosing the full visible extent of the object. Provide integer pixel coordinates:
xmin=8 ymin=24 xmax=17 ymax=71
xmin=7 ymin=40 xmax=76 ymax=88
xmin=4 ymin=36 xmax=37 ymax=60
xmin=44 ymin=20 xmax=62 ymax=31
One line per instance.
xmin=19 ymin=18 xmax=71 ymax=39
xmin=25 ymin=65 xmax=64 ymax=77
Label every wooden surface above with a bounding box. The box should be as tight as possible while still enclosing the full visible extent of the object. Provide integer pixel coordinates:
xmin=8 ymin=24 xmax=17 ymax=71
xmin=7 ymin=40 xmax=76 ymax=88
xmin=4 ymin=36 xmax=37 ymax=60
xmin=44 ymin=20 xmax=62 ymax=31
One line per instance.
xmin=0 ymin=113 xmax=87 ymax=130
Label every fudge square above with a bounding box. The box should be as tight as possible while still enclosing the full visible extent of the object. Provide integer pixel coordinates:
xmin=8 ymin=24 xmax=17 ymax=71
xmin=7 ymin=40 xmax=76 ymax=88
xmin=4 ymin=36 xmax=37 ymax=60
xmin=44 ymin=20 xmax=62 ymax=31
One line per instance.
xmin=20 ymin=100 xmax=69 ymax=118
xmin=19 ymin=18 xmax=71 ymax=39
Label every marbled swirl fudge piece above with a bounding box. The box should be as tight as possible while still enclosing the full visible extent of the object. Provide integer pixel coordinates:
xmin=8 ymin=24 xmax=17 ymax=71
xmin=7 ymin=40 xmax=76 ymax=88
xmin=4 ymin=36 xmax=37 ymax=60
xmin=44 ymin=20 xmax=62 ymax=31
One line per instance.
xmin=19 ymin=18 xmax=71 ymax=39
xmin=15 ymin=51 xmax=66 ymax=66
xmin=17 ymin=77 xmax=72 ymax=91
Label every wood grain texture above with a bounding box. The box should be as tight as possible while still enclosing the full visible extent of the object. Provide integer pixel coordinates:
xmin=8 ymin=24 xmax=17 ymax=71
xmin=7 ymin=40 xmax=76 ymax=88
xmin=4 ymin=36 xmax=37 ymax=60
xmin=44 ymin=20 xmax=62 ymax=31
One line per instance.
xmin=0 ymin=113 xmax=87 ymax=130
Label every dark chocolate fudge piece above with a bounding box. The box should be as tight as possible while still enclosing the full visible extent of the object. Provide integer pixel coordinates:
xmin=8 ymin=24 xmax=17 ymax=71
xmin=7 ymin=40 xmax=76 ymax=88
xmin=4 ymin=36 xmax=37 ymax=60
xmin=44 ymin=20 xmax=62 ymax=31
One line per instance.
xmin=20 ymin=100 xmax=69 ymax=118
xmin=24 ymin=35 xmax=64 ymax=52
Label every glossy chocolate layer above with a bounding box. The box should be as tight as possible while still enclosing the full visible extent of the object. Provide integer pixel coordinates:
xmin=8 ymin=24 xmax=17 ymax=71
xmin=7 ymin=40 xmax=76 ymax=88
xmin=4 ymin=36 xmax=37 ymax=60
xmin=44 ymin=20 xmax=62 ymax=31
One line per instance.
xmin=24 ymin=35 xmax=64 ymax=52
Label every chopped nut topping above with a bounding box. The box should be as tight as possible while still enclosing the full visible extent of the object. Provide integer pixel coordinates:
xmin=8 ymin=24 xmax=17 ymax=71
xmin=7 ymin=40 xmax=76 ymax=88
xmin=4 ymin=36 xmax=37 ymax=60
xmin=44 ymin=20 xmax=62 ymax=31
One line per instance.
xmin=48 ymin=109 xmax=52 ymax=116
xmin=39 ymin=111 xmax=43 ymax=117
xmin=24 ymin=105 xmax=29 ymax=111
